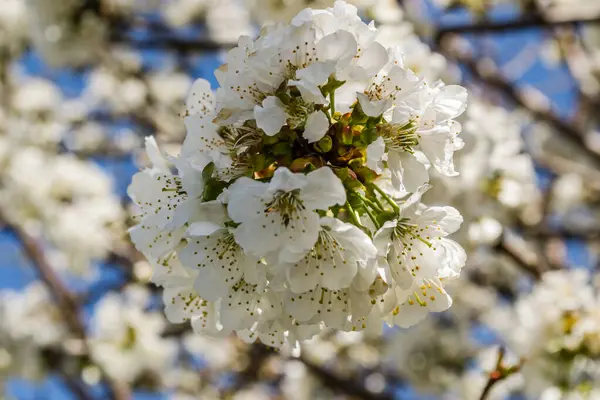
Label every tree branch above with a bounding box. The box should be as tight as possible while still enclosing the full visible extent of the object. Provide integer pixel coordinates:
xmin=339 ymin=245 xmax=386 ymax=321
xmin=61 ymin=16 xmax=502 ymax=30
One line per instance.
xmin=299 ymin=356 xmax=393 ymax=400
xmin=0 ymin=215 xmax=131 ymax=400
xmin=435 ymin=15 xmax=600 ymax=44
xmin=478 ymin=347 xmax=522 ymax=400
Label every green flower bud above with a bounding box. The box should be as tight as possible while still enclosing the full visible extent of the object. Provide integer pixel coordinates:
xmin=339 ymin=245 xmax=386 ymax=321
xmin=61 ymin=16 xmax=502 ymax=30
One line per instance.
xmin=315 ymin=135 xmax=333 ymax=153
xmin=289 ymin=158 xmax=316 ymax=173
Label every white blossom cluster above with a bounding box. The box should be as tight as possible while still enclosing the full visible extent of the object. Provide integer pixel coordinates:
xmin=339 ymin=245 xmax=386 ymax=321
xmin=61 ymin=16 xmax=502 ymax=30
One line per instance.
xmin=88 ymin=286 xmax=178 ymax=384
xmin=487 ymin=269 xmax=600 ymax=398
xmin=0 ymin=77 xmax=124 ymax=276
xmin=0 ymin=283 xmax=68 ymax=381
xmin=129 ymin=1 xmax=468 ymax=348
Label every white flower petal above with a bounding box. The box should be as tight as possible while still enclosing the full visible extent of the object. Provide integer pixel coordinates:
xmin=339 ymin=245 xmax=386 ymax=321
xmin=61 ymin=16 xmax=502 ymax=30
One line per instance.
xmin=366 ymin=136 xmax=385 ymax=173
xmin=300 ymin=167 xmax=346 ymax=210
xmin=227 ymin=177 xmax=268 ymax=223
xmin=419 ymin=125 xmax=459 ymax=176
xmin=303 ymin=111 xmax=330 ymax=143
xmin=254 ymin=96 xmax=287 ymax=136
xmin=186 ymin=78 xmax=215 ymax=117
xmin=387 ymin=151 xmax=429 ymax=193
xmin=357 ymin=92 xmax=391 ymax=117
xmin=316 ymin=30 xmax=358 ymax=67
xmin=269 ymin=167 xmax=308 ymax=193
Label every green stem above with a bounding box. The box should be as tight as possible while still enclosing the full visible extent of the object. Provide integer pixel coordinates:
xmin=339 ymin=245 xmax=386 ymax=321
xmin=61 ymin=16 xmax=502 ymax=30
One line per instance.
xmin=330 ymin=91 xmax=336 ymax=116
xmin=355 ymin=192 xmax=384 ymax=213
xmin=364 ymin=206 xmax=381 ymax=230
xmin=345 ymin=201 xmax=362 ymax=228
xmin=370 ymin=184 xmax=400 ymax=213
xmin=368 ymin=188 xmax=386 ymax=211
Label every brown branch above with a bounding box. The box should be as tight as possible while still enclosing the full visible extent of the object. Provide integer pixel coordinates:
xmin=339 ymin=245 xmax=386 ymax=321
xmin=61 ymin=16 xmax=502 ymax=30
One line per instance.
xmin=159 ymin=323 xmax=395 ymax=400
xmin=0 ymin=215 xmax=131 ymax=400
xmin=478 ymin=347 xmax=522 ymax=400
xmin=299 ymin=356 xmax=393 ymax=400
xmin=110 ymin=32 xmax=235 ymax=52
xmin=435 ymin=15 xmax=600 ymax=44
xmin=495 ymin=239 xmax=542 ymax=279
xmin=58 ymin=370 xmax=95 ymax=400
xmin=7 ymin=219 xmax=87 ymax=339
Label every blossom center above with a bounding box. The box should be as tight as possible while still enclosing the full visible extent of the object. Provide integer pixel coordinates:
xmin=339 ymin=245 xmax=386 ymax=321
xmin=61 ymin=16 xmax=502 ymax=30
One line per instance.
xmin=265 ymin=190 xmax=305 ymax=227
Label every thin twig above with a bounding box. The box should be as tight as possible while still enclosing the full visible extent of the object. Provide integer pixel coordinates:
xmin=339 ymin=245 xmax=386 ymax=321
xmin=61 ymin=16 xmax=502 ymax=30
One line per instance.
xmin=495 ymin=239 xmax=542 ymax=279
xmin=478 ymin=347 xmax=522 ymax=400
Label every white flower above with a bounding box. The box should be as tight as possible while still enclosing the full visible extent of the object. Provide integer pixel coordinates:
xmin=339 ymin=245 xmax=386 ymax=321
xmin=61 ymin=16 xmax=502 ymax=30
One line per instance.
xmin=284 ymin=216 xmax=377 ymax=293
xmin=219 ymin=283 xmax=281 ymax=336
xmin=356 ymin=50 xmax=422 ymax=117
xmin=387 ymin=149 xmax=430 ymax=193
xmin=89 ymin=287 xmax=178 ymax=384
xmin=366 ymin=136 xmax=386 ymax=174
xmin=228 ymin=167 xmax=346 ymax=263
xmin=374 ymin=186 xmax=465 ymax=290
xmin=385 ymin=277 xmax=454 ymax=328
xmin=128 ymin=138 xmax=189 ymax=259
xmin=284 ymin=285 xmax=373 ymax=331
xmin=293 ymin=1 xmax=388 ymax=81
xmin=289 ymin=61 xmax=335 ymax=105
xmin=179 ymin=201 xmax=266 ymax=301
xmin=390 ymin=83 xmax=467 ymax=173
xmin=0 ymin=283 xmax=67 ymax=347
xmin=182 ymin=78 xmax=248 ymax=181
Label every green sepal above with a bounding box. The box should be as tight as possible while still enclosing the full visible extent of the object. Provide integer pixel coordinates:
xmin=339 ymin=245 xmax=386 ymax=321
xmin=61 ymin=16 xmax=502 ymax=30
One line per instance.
xmin=350 ymin=103 xmax=369 ymax=124
xmin=203 ymin=178 xmax=228 ymax=201
xmin=224 ymin=221 xmax=240 ymax=229
xmin=353 ymin=165 xmax=379 ymax=184
xmin=346 ymin=191 xmax=363 ymax=209
xmin=376 ymin=210 xmax=398 ymax=226
xmin=201 ymin=162 xmax=215 ymax=181
xmin=276 ymin=92 xmax=292 ymax=105
xmin=289 ymin=157 xmax=318 ymax=173
xmin=361 ymin=126 xmax=379 ymax=145
xmin=320 ymin=76 xmax=346 ymax=96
